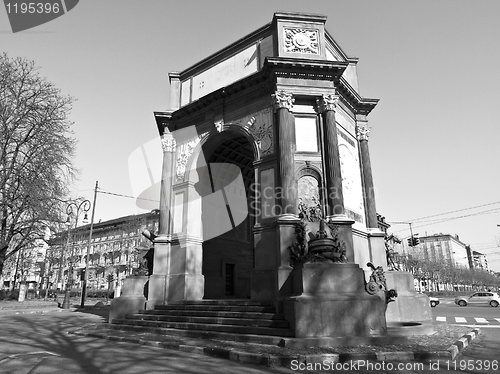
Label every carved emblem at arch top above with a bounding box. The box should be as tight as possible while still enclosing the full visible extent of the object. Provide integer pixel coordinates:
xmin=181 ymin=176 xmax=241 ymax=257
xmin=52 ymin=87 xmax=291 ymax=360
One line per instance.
xmin=225 ymin=108 xmax=274 ymax=158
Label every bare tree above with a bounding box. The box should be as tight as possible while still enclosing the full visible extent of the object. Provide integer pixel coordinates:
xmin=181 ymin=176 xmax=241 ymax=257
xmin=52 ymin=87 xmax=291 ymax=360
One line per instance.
xmin=0 ymin=53 xmax=77 ymax=275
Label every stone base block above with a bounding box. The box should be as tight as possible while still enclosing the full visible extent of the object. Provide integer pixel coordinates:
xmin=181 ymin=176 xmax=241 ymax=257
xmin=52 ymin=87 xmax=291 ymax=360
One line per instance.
xmin=284 ymin=293 xmax=387 ymax=338
xmin=109 ymin=296 xmax=146 ymax=323
xmin=167 ymin=274 xmax=204 ymax=302
xmin=146 ymin=274 xmax=166 ymax=310
xmin=121 ymin=275 xmax=149 ymax=297
xmin=285 ymin=263 xmax=388 ymax=338
xmin=385 ymin=271 xmax=432 ymax=323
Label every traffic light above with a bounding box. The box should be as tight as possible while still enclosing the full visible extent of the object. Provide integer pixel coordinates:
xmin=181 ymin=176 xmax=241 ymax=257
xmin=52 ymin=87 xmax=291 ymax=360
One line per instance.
xmin=407 ymin=238 xmax=413 ymax=247
xmin=412 ymin=234 xmax=420 ymax=246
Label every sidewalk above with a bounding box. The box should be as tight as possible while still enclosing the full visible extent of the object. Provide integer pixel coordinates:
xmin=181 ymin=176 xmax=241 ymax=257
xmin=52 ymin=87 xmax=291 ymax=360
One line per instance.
xmin=0 ymin=297 xmax=105 ymax=316
xmin=0 ymin=299 xmax=483 ymax=370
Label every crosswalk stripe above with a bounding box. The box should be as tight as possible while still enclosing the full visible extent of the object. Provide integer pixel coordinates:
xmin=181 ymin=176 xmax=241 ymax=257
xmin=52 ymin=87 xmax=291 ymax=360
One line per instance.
xmin=436 ymin=316 xmax=446 ymax=322
xmin=475 ymin=317 xmax=489 ymax=324
xmin=455 ymin=317 xmax=467 ymax=323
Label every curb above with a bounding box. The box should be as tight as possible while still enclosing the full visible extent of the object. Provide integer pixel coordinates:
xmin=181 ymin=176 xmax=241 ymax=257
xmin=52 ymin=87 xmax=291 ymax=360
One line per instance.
xmin=0 ymin=308 xmax=66 ymax=316
xmin=71 ymin=327 xmax=481 ymax=368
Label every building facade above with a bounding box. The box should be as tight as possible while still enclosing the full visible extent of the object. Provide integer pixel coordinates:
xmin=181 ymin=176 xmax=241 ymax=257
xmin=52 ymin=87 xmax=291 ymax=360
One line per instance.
xmin=411 ymin=233 xmax=472 ymax=269
xmin=1 ymin=211 xmax=160 ymax=292
xmin=472 ymin=250 xmax=489 ymax=270
xmin=1 ymin=238 xmax=48 ymax=291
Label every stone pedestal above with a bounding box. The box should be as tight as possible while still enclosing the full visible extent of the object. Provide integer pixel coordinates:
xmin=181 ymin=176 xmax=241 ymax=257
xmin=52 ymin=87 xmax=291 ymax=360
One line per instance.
xmin=109 ymin=276 xmax=148 ymax=323
xmin=385 ymin=271 xmax=432 ymax=323
xmin=284 ymin=263 xmax=387 ymax=338
xmin=251 ymin=215 xmax=299 ymax=311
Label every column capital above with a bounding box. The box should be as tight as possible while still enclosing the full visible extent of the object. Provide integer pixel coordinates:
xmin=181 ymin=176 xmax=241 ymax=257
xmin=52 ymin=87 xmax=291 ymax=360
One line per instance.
xmin=356 ymin=121 xmax=370 ymax=141
xmin=271 ymin=90 xmax=294 ymax=112
xmin=316 ymin=94 xmax=339 ymax=113
xmin=161 ymin=132 xmax=176 ymax=153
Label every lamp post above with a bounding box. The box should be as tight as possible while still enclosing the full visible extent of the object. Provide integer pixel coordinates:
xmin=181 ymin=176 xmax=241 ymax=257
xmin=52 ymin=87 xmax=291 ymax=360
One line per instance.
xmin=81 ymin=181 xmax=98 ymax=308
xmin=61 ymin=200 xmax=90 ymax=309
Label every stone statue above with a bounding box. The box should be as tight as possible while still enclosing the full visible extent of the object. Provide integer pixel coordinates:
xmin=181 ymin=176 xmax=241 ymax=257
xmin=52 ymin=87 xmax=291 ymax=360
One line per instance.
xmin=365 ymin=262 xmax=397 ymax=304
xmin=133 ymin=247 xmax=154 ymax=276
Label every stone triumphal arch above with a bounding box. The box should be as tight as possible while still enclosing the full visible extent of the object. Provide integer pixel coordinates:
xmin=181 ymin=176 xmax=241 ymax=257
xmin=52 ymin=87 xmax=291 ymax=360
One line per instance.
xmin=111 ymin=11 xmax=431 ymax=338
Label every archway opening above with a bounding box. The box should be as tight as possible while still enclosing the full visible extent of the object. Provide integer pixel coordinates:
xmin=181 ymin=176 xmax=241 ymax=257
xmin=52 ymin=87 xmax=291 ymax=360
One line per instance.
xmin=200 ymin=132 xmax=255 ymax=299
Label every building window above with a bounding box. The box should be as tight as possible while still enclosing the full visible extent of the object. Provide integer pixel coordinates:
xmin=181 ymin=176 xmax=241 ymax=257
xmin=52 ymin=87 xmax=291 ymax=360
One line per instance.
xmin=294 ymin=116 xmax=318 ymax=152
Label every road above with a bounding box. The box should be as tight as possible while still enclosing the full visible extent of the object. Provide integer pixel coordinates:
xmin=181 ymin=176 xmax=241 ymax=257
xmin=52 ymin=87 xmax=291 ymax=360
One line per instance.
xmin=431 ymin=297 xmax=500 ymax=327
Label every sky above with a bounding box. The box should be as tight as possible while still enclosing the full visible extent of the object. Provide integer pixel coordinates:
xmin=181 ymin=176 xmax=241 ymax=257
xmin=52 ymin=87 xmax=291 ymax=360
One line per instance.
xmin=2 ymin=0 xmax=500 ymax=270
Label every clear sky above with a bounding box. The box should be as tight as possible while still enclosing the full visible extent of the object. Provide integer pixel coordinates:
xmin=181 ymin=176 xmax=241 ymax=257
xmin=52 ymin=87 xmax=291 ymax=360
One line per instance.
xmin=2 ymin=0 xmax=500 ymax=271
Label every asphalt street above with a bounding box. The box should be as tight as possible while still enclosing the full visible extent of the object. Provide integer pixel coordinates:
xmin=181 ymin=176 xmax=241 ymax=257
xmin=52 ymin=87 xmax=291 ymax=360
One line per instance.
xmin=431 ymin=297 xmax=500 ymax=327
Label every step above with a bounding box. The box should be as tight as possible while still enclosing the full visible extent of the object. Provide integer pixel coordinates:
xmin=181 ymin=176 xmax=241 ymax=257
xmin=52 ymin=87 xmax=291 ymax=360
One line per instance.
xmin=137 ymin=309 xmax=283 ymax=320
xmin=170 ymin=300 xmax=273 ymax=306
xmin=154 ymin=304 xmax=276 ymax=313
xmin=111 ymin=318 xmax=294 ymax=337
xmin=101 ymin=323 xmax=288 ymax=345
xmin=125 ymin=313 xmax=290 ymax=328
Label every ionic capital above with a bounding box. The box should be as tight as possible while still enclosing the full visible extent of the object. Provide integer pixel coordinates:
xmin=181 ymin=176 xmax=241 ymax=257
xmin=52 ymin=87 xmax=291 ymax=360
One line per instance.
xmin=271 ymin=90 xmax=294 ymax=112
xmin=316 ymin=94 xmax=339 ymax=114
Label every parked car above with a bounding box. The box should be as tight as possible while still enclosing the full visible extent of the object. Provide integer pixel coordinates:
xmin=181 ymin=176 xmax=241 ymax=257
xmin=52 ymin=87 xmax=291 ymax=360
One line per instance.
xmin=429 ymin=296 xmax=439 ymax=307
xmin=454 ymin=292 xmax=500 ymax=307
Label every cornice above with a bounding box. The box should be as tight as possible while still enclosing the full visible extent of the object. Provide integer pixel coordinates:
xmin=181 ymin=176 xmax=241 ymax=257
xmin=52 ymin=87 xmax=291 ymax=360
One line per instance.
xmin=336 ymin=76 xmax=379 ymax=115
xmin=164 ymin=56 xmax=378 ymax=128
xmin=264 ymin=56 xmax=348 ymax=79
xmin=154 ymin=111 xmax=173 ymax=136
xmin=273 ymin=11 xmax=328 ymax=25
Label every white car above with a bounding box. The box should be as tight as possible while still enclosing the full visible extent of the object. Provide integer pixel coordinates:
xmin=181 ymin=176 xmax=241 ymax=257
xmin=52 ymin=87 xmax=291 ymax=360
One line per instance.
xmin=454 ymin=292 xmax=500 ymax=307
xmin=429 ymin=296 xmax=439 ymax=307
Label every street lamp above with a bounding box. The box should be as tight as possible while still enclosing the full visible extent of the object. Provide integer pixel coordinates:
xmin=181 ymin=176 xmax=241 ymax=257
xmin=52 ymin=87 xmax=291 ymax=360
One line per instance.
xmin=61 ymin=200 xmax=90 ymax=309
xmin=81 ymin=181 xmax=98 ymax=308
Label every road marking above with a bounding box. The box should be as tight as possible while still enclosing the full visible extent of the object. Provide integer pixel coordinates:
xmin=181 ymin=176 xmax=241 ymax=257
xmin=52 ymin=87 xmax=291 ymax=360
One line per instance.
xmin=495 ymin=318 xmax=500 ymax=323
xmin=455 ymin=317 xmax=467 ymax=323
xmin=475 ymin=317 xmax=489 ymax=324
xmin=436 ymin=316 xmax=446 ymax=322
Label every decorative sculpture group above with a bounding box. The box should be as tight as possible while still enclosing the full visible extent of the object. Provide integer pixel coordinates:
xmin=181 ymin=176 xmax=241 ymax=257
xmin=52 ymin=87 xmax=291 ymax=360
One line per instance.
xmin=289 ymin=219 xmax=348 ymax=266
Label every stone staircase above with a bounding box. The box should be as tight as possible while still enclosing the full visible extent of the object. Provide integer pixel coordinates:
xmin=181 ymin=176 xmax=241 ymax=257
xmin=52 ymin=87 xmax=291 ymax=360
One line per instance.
xmin=106 ymin=300 xmax=294 ymax=345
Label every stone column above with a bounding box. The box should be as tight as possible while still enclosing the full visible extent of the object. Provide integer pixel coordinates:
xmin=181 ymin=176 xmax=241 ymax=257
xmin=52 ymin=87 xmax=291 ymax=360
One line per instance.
xmin=252 ymin=91 xmax=298 ymax=311
xmin=356 ymin=116 xmax=377 ymax=229
xmin=316 ymin=94 xmax=344 ymax=216
xmin=158 ymin=130 xmax=176 ymax=236
xmin=271 ymin=90 xmax=297 ymax=216
xmin=316 ymin=94 xmax=355 ymax=262
xmin=147 ymin=129 xmax=176 ymax=309
xmin=356 ymin=115 xmax=386 ymax=269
